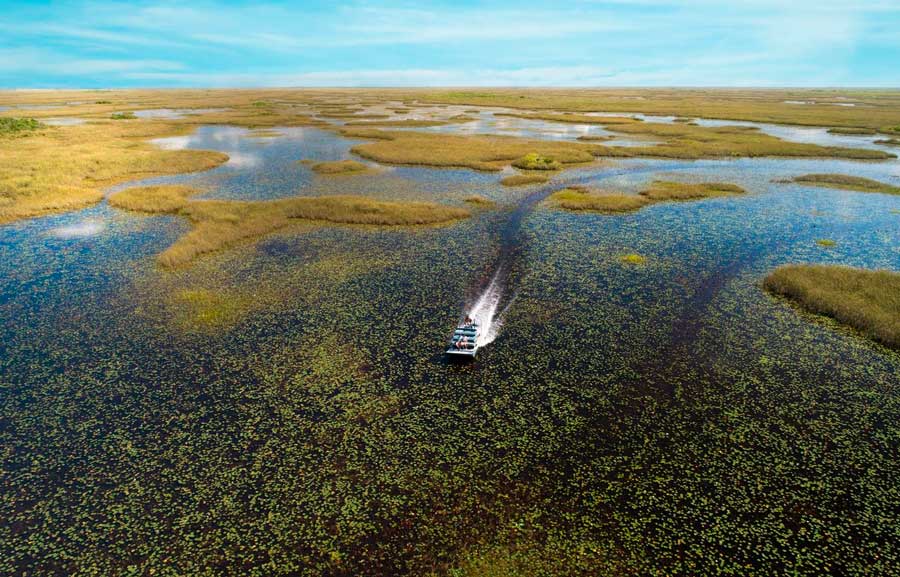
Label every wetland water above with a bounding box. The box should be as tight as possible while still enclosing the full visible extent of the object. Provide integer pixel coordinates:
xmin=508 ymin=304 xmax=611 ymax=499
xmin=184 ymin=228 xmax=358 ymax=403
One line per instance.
xmin=2 ymin=112 xmax=900 ymax=575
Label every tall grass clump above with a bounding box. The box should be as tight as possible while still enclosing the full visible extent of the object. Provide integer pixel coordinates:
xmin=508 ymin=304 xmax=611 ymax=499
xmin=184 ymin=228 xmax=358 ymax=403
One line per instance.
xmin=308 ymin=160 xmax=370 ymax=174
xmin=639 ymin=181 xmax=746 ymax=201
xmin=764 ymin=264 xmax=900 ymax=349
xmin=108 ymin=185 xmax=197 ymax=213
xmin=548 ymin=188 xmax=651 ymax=213
xmin=511 ymin=153 xmax=561 ymax=170
xmin=0 ymin=117 xmax=41 ymax=134
xmin=500 ymin=173 xmax=549 ymax=186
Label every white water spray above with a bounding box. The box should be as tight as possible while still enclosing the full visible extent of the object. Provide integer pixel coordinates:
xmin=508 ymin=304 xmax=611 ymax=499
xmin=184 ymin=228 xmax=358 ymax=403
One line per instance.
xmin=466 ymin=268 xmax=506 ymax=347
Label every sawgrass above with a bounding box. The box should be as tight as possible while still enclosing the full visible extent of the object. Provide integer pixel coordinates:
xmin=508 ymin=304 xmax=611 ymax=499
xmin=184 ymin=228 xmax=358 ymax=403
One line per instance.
xmin=764 ymin=264 xmax=900 ymax=349
xmin=599 ymin=122 xmax=894 ymax=160
xmin=308 ymin=160 xmax=371 ymax=174
xmin=500 ymin=173 xmax=549 ymax=186
xmin=874 ymin=138 xmax=900 ymax=146
xmin=0 ymin=121 xmax=228 ymax=224
xmin=497 ymin=112 xmax=642 ymax=125
xmin=112 ymin=191 xmax=469 ymax=266
xmin=111 ymin=112 xmax=136 ymax=120
xmin=347 ymin=128 xmax=599 ymax=172
xmin=108 ymin=185 xmax=197 ymax=213
xmin=827 ymin=127 xmax=876 ymax=135
xmin=791 ymin=173 xmax=900 ymax=195
xmin=419 ymin=88 xmax=900 ymax=132
xmin=548 ymin=181 xmax=744 ymax=213
xmin=548 ymin=188 xmax=651 ymax=213
xmin=639 ymin=181 xmax=746 ymax=201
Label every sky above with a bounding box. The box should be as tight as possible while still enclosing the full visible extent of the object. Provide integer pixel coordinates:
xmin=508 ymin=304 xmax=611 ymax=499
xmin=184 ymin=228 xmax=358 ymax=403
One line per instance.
xmin=1 ymin=0 xmax=899 ymax=88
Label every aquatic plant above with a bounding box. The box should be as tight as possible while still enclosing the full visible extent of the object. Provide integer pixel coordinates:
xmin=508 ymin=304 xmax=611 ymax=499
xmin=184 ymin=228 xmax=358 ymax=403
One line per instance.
xmin=620 ymin=253 xmax=647 ymax=265
xmin=0 ymin=117 xmax=41 ymax=134
xmin=791 ymin=173 xmax=900 ymax=195
xmin=763 ymin=264 xmax=900 ymax=349
xmin=497 ymin=112 xmax=642 ymax=125
xmin=874 ymin=138 xmax=900 ymax=146
xmin=463 ymin=195 xmax=495 ymax=206
xmin=816 ymin=239 xmax=837 ymax=247
xmin=110 ymin=112 xmax=136 ymax=120
xmin=500 ymin=174 xmax=549 ymax=186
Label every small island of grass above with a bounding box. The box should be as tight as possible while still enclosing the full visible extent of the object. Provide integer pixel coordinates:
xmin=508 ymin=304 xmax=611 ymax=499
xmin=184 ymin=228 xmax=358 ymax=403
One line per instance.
xmin=500 ymin=173 xmax=549 ymax=186
xmin=791 ymin=174 xmax=900 ymax=195
xmin=763 ymin=264 xmax=900 ymax=350
xmin=547 ymin=180 xmax=745 ymax=214
xmin=308 ymin=159 xmax=372 ymax=175
xmin=110 ymin=112 xmax=136 ymax=120
xmin=827 ymin=127 xmax=876 ymax=135
xmin=511 ymin=153 xmax=561 ymax=170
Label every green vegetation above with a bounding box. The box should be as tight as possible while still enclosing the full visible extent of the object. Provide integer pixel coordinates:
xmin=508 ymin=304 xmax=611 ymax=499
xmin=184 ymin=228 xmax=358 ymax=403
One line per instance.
xmin=308 ymin=159 xmax=371 ymax=174
xmin=816 ymin=239 xmax=837 ymax=247
xmin=344 ymin=117 xmax=473 ymax=128
xmin=108 ymin=185 xmax=198 ymax=213
xmin=827 ymin=127 xmax=876 ymax=135
xmin=791 ymin=173 xmax=900 ymax=195
xmin=764 ymin=264 xmax=900 ymax=349
xmin=500 ymin=173 xmax=549 ymax=186
xmin=0 ymin=117 xmax=41 ymax=134
xmin=576 ymin=134 xmax=612 ymax=141
xmin=94 ymin=100 xmax=112 ymax=104
xmin=511 ymin=153 xmax=561 ymax=170
xmin=620 ymin=253 xmax=647 ymax=265
xmin=346 ymin=128 xmax=599 ymax=172
xmin=874 ymin=138 xmax=900 ymax=146
xmin=110 ymin=112 xmax=136 ymax=120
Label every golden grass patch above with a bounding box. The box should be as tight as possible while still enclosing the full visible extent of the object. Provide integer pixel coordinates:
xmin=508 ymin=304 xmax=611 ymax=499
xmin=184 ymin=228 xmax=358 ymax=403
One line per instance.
xmin=308 ymin=159 xmax=372 ymax=174
xmin=620 ymin=253 xmax=647 ymax=265
xmin=0 ymin=121 xmax=228 ymax=224
xmin=639 ymin=181 xmax=746 ymax=201
xmin=791 ymin=174 xmax=900 ymax=195
xmin=496 ymin=112 xmax=642 ymax=125
xmin=763 ymin=264 xmax=900 ymax=349
xmin=548 ymin=188 xmax=651 ymax=213
xmin=500 ymin=173 xmax=550 ymax=186
xmin=464 ymin=195 xmax=495 ymax=206
xmin=121 ymin=193 xmax=469 ymax=267
xmin=108 ymin=185 xmax=198 ymax=213
xmin=347 ymin=129 xmax=599 ymax=172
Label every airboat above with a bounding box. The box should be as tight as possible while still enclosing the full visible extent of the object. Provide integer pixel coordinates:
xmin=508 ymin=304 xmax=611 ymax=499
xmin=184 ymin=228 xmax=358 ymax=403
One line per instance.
xmin=446 ymin=319 xmax=479 ymax=357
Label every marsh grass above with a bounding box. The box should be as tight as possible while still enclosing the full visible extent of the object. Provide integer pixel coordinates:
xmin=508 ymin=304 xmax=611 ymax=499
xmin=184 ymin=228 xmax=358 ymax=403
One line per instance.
xmin=500 ymin=174 xmax=549 ymax=186
xmin=463 ymin=195 xmax=495 ymax=206
xmin=110 ymin=112 xmax=136 ymax=120
xmin=548 ymin=181 xmax=743 ymax=214
xmin=0 ymin=121 xmax=228 ymax=224
xmin=343 ymin=117 xmax=473 ymax=128
xmin=639 ymin=181 xmax=746 ymax=201
xmin=599 ymin=122 xmax=894 ymax=160
xmin=108 ymin=185 xmax=198 ymax=213
xmin=816 ymin=239 xmax=837 ymax=247
xmin=874 ymin=138 xmax=900 ymax=146
xmin=511 ymin=153 xmax=561 ymax=170
xmin=827 ymin=127 xmax=876 ymax=135
xmin=0 ymin=117 xmax=41 ymax=134
xmin=347 ymin=129 xmax=599 ymax=172
xmin=764 ymin=264 xmax=900 ymax=349
xmin=791 ymin=174 xmax=900 ymax=195
xmin=118 ymin=193 xmax=469 ymax=266
xmin=548 ymin=188 xmax=651 ymax=213
xmin=496 ymin=112 xmax=642 ymax=125
xmin=576 ymin=135 xmax=613 ymax=142
xmin=308 ymin=160 xmax=371 ymax=175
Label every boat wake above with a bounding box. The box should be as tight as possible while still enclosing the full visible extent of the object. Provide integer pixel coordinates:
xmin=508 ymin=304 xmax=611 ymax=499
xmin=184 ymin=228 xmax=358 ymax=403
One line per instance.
xmin=466 ymin=267 xmax=506 ymax=347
